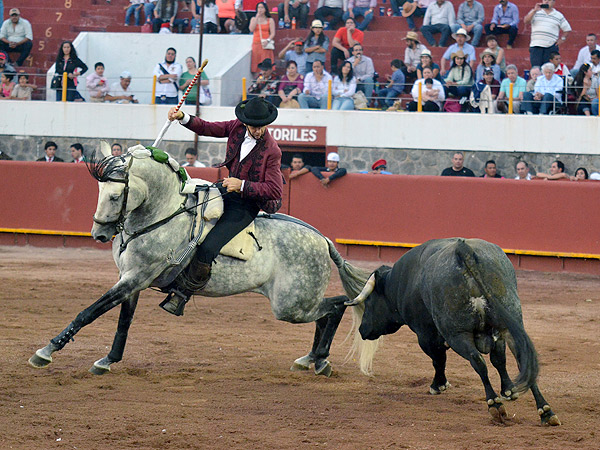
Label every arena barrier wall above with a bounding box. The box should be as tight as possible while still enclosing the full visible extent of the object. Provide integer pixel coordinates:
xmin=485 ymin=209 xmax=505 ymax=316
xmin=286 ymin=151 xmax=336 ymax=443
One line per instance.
xmin=1 ymin=162 xmax=599 ymax=274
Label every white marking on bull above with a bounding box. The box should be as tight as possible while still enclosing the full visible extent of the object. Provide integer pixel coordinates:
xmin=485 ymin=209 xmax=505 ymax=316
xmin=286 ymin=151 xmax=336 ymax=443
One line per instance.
xmin=469 ymin=296 xmax=487 ymax=317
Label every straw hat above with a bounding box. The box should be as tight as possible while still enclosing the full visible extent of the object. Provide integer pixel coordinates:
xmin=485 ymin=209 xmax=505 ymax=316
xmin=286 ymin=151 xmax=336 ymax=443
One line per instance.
xmin=450 ymin=50 xmax=467 ymax=60
xmin=480 ymin=48 xmax=496 ymax=61
xmin=451 ymin=28 xmax=471 ymax=41
xmin=402 ymin=2 xmax=418 ymax=17
xmin=402 ymin=31 xmax=420 ymax=43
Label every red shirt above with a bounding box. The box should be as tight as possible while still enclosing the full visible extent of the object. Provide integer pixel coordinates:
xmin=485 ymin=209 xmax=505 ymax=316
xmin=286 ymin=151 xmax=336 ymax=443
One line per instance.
xmin=334 ymin=27 xmax=364 ymax=49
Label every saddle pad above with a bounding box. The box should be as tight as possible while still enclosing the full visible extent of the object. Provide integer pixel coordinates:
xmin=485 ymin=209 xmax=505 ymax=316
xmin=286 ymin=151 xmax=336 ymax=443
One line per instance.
xmin=218 ymin=222 xmax=256 ymax=261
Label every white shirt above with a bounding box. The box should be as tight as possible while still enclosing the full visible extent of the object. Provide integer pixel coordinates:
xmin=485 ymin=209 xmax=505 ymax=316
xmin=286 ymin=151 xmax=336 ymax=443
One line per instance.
xmin=529 ymin=9 xmax=571 ymax=48
xmin=108 ymin=80 xmax=135 ymax=103
xmin=411 ymin=78 xmax=446 ymax=107
xmin=0 ymin=17 xmax=33 ymax=43
xmin=423 ymin=1 xmax=456 ymax=26
xmin=153 ymin=61 xmax=183 ymax=97
xmin=182 ymin=160 xmax=206 ymax=167
xmin=514 ymin=174 xmax=532 ymax=180
xmin=302 ymin=70 xmax=333 ymax=99
xmin=573 ymin=44 xmax=600 ymax=71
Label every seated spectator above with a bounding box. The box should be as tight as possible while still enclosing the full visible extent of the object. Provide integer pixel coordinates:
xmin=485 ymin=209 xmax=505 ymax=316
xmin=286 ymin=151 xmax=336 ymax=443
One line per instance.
xmin=111 ymin=143 xmax=123 ymax=156
xmin=144 ymin=0 xmax=159 ymax=23
xmin=521 ymin=62 xmax=563 ymax=115
xmin=484 ymin=0 xmax=519 ymax=49
xmin=444 ymin=50 xmax=473 ymax=100
xmin=106 ymin=71 xmax=139 ymax=104
xmin=278 ymin=40 xmax=308 ymax=76
xmin=420 ymin=0 xmax=456 ymax=48
xmin=249 ymin=2 xmax=276 ymax=75
xmin=304 ymin=20 xmax=329 ymax=75
xmin=451 ymin=0 xmax=484 ymax=47
xmin=331 ymin=60 xmax=356 ymax=110
xmin=475 ymin=48 xmax=501 ymax=82
xmin=571 ymin=167 xmax=588 ymax=181
xmin=526 ymin=66 xmax=540 ymax=92
xmin=248 ymin=58 xmax=279 ymax=104
xmin=181 ymin=147 xmax=207 ymax=167
xmin=416 ymin=49 xmax=442 ymax=82
xmin=0 ymin=71 xmax=14 ymax=99
xmin=572 ymin=34 xmax=600 ymax=78
xmin=441 ymin=28 xmax=476 ymax=74
xmin=153 ymin=0 xmax=188 ymax=33
xmin=572 ymin=63 xmax=599 ymax=116
xmin=408 ymin=67 xmax=445 ymax=111
xmin=399 ymin=0 xmax=434 ymax=31
xmin=343 ymin=0 xmax=376 ymax=32
xmin=314 ymin=0 xmax=346 ymax=31
xmin=180 ymin=56 xmax=210 ymax=105
xmin=549 ymin=51 xmax=570 ymax=78
xmin=484 ymin=35 xmax=506 ymax=73
xmin=289 ymin=153 xmax=311 ymax=179
xmin=0 ymin=8 xmax=33 ymax=67
xmin=10 ymin=72 xmax=35 ymax=100
xmin=331 ymin=17 xmax=363 ymax=74
xmin=153 ymin=47 xmax=182 ymax=105
xmin=591 ymin=50 xmax=600 ymax=77
xmin=125 ymin=0 xmax=144 ymax=26
xmin=535 ymin=160 xmax=569 ymax=180
xmin=37 ymin=141 xmax=64 ymax=162
xmin=53 ymin=40 xmax=87 ymax=102
xmin=441 ymin=151 xmax=475 ymax=176
xmin=471 ymin=68 xmax=500 ymax=113
xmin=359 ymin=158 xmax=392 ymax=174
xmin=497 ymin=64 xmax=526 ymax=114
xmin=278 ymin=0 xmax=310 ymax=29
xmin=347 ymin=43 xmax=374 ymax=99
xmin=310 ymin=152 xmax=347 ymax=187
xmin=515 ymin=161 xmax=531 ymax=180
xmin=480 ymin=159 xmax=502 ymax=177
xmin=215 ymin=0 xmax=238 ymax=33
xmin=298 ymin=60 xmax=332 ymax=109
xmin=377 ymin=59 xmax=406 ymax=109
xmin=70 ymin=143 xmax=86 ymax=163
xmin=191 ymin=0 xmax=219 ymax=34
xmin=402 ymin=31 xmax=428 ymax=89
xmin=86 ymin=62 xmax=110 ymax=103
xmin=0 ymin=51 xmax=15 ymax=75
xmin=278 ymin=60 xmax=304 ymax=108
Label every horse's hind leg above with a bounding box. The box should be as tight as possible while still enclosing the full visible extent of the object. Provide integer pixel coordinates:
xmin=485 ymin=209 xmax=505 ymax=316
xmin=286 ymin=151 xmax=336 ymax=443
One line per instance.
xmin=90 ymin=293 xmax=139 ymax=375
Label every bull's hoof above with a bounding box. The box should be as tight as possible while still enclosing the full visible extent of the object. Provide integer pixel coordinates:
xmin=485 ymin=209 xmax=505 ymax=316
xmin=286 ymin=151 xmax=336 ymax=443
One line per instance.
xmin=89 ymin=357 xmax=112 ymax=375
xmin=539 ymin=405 xmax=561 ymax=426
xmin=314 ymin=360 xmax=333 ymax=377
xmin=429 ymin=381 xmax=451 ymax=395
xmin=290 ymin=355 xmax=314 ymax=372
xmin=28 ymin=346 xmax=53 ymax=368
xmin=488 ymin=398 xmax=508 ymax=424
xmin=502 ymin=389 xmax=519 ymax=401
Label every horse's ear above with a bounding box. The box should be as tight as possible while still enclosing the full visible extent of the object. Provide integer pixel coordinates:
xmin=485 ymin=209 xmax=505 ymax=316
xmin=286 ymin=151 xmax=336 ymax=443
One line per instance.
xmin=99 ymin=140 xmax=112 ymax=159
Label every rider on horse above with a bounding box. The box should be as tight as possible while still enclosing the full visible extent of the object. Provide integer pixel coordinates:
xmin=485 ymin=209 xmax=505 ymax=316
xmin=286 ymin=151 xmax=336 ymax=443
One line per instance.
xmin=162 ymin=97 xmax=284 ymax=315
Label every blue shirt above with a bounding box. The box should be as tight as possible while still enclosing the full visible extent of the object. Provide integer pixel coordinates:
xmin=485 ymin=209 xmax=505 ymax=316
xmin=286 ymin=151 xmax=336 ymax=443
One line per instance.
xmin=534 ymin=74 xmax=564 ymax=101
xmin=500 ymin=76 xmax=527 ymax=98
xmin=443 ymin=43 xmax=476 ymax=63
xmin=491 ymin=1 xmax=519 ymax=27
xmin=389 ymin=68 xmax=406 ymax=94
xmin=457 ymin=1 xmax=484 ymax=26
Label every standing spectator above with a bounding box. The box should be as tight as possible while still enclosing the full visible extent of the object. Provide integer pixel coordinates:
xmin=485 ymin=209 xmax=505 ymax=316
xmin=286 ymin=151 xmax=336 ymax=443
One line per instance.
xmin=249 ymin=2 xmax=275 ymax=75
xmin=408 ymin=67 xmax=445 ymax=111
xmin=343 ymin=0 xmax=376 ymax=32
xmin=403 ymin=31 xmax=427 ymax=88
xmin=471 ymin=68 xmax=500 ymax=113
xmin=86 ymin=62 xmax=110 ymax=103
xmin=153 ymin=47 xmax=182 ymax=105
xmin=549 ymin=51 xmax=569 ymax=78
xmin=417 ymin=48 xmax=442 ymax=82
xmin=515 ymin=161 xmax=532 ymax=180
xmin=377 ymin=59 xmax=406 ymax=109
xmin=400 ymin=0 xmax=434 ymax=32
xmin=571 ymin=34 xmax=600 ymax=78
xmin=444 ymin=50 xmax=473 ymax=100
xmin=278 ymin=0 xmax=310 ymax=29
xmin=278 ymin=60 xmax=304 ymax=109
xmin=441 ymin=28 xmax=476 ymax=74
xmin=441 ymin=152 xmax=475 ymax=176
xmin=278 ymin=40 xmax=308 ymax=76
xmin=314 ymin=0 xmax=347 ymax=31
xmin=288 ymin=154 xmax=311 ymax=179
xmin=484 ymin=35 xmax=506 ymax=73
xmin=247 ymin=58 xmax=279 ymax=104
xmin=475 ymin=48 xmax=501 ymax=82
xmin=152 ymin=0 xmax=188 ymax=33
xmin=0 ymin=51 xmax=15 ymax=75
xmin=535 ymin=160 xmax=569 ymax=180
xmin=125 ymin=0 xmax=144 ymax=26
xmin=298 ymin=60 xmax=332 ymax=109
xmin=481 ymin=160 xmax=502 ymax=178
xmin=347 ymin=43 xmax=374 ymax=99
xmin=484 ymin=0 xmax=519 ymax=49
xmin=10 ymin=72 xmax=35 ymax=100
xmin=572 ymin=64 xmax=599 ymax=116
xmin=310 ymin=152 xmax=347 ymax=188
xmin=53 ymin=40 xmax=87 ymax=102
xmin=111 ymin=143 xmax=123 ymax=156
xmin=526 ymin=66 xmax=541 ymax=92
xmin=420 ymin=0 xmax=456 ymax=48
xmin=191 ymin=0 xmax=219 ymax=34
xmin=181 ymin=148 xmax=206 ymax=167
xmin=524 ymin=0 xmax=571 ymax=68
xmin=331 ymin=17 xmax=363 ymax=75
xmin=497 ymin=64 xmax=526 ymax=113
xmin=37 ymin=141 xmax=64 ymax=162
xmin=106 ymin=71 xmax=139 ymax=104
xmin=180 ymin=56 xmax=210 ymax=105
xmin=0 ymin=8 xmax=32 ymax=67
xmin=0 ymin=70 xmax=14 ymax=98
xmin=451 ymin=0 xmax=484 ymax=47
xmin=331 ymin=60 xmax=356 ymax=110
xmin=521 ymin=62 xmax=563 ymax=115
xmin=70 ymin=143 xmax=86 ymax=163
xmin=304 ymin=20 xmax=329 ymax=75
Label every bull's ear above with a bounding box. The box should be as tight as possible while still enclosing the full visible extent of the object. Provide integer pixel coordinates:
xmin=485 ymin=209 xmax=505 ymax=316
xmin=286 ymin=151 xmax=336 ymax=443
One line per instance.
xmin=373 ymin=265 xmax=392 ymax=294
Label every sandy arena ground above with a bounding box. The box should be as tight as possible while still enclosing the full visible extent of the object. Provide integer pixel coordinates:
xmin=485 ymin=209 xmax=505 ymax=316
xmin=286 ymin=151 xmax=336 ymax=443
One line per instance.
xmin=0 ymin=245 xmax=599 ymax=450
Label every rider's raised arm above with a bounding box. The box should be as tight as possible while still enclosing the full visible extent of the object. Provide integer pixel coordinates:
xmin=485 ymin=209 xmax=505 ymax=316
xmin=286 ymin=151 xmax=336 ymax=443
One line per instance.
xmin=181 ymin=115 xmax=238 ymax=138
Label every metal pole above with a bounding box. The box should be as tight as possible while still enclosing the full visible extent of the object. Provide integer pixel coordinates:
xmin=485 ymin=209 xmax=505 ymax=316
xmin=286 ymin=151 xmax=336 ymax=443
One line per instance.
xmin=508 ymin=82 xmax=514 ymax=114
xmin=194 ymin=0 xmax=206 ymax=153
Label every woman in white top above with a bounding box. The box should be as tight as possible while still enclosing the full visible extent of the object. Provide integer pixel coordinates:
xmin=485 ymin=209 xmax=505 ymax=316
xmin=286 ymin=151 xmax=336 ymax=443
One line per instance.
xmin=331 ymin=61 xmax=357 ymax=110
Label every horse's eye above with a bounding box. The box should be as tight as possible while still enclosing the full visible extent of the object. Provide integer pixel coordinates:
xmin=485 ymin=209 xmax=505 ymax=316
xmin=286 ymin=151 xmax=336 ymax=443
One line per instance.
xmin=109 ymin=194 xmax=121 ymax=201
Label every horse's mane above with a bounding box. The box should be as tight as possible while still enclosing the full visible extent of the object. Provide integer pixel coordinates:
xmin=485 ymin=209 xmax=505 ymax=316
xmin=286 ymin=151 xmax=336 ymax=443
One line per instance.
xmin=86 ymin=150 xmax=127 ymax=182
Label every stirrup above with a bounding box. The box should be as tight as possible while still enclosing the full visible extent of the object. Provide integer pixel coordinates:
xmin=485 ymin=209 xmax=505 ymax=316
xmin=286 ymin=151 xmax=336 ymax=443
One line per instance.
xmin=159 ymin=288 xmax=190 ymax=316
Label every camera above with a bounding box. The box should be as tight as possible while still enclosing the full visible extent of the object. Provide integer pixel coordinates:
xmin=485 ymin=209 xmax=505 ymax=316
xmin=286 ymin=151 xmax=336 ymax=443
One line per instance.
xmin=540 ymin=4 xmax=549 ymax=8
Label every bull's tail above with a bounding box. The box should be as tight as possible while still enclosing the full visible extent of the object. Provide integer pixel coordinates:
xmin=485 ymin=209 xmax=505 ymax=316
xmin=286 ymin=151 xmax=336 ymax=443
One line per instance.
xmin=326 ymin=238 xmax=371 ymax=300
xmin=455 ymin=239 xmax=539 ymax=394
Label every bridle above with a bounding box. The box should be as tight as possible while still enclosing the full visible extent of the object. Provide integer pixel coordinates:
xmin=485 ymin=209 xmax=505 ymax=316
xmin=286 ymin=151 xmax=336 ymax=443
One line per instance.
xmin=92 ymin=155 xmax=134 ymax=232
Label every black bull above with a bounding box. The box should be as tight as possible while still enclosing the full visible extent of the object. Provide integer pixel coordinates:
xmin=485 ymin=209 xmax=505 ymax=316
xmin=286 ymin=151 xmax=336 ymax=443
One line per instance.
xmin=347 ymin=238 xmax=560 ymax=426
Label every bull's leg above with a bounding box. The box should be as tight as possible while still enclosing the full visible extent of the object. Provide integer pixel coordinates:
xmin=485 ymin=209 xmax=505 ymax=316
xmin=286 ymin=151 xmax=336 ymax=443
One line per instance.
xmin=89 ymin=292 xmax=140 ymax=375
xmin=29 ymin=279 xmax=138 ymax=368
xmin=530 ymin=383 xmax=560 ymax=426
xmin=489 ymin=337 xmax=518 ymax=400
xmin=416 ymin=334 xmax=450 ymax=394
xmin=290 ymin=318 xmax=322 ymax=372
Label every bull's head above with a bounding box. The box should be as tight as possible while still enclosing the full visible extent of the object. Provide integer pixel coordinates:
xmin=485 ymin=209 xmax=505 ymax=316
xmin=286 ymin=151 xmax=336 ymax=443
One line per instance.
xmin=345 ymin=265 xmax=400 ymax=340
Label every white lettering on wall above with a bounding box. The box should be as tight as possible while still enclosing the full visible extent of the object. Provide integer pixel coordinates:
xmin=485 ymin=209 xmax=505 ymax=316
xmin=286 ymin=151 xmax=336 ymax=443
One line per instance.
xmin=271 ymin=127 xmax=319 ymax=143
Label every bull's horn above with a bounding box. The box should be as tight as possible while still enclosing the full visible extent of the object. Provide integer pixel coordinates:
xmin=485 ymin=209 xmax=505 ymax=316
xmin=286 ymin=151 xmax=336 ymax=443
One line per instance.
xmin=345 ymin=273 xmax=376 ymax=306
xmin=99 ymin=140 xmax=112 ymax=159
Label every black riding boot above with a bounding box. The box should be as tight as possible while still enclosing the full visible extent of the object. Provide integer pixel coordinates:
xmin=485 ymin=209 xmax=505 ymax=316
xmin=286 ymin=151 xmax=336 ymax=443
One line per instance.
xmin=159 ymin=262 xmax=212 ymax=316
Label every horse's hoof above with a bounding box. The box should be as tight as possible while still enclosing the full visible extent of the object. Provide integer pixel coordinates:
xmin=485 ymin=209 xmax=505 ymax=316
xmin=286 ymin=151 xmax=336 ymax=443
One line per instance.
xmin=89 ymin=358 xmax=111 ymax=376
xmin=28 ymin=348 xmax=52 ymax=368
xmin=429 ymin=381 xmax=451 ymax=395
xmin=290 ymin=355 xmax=313 ymax=372
xmin=314 ymin=360 xmax=332 ymax=377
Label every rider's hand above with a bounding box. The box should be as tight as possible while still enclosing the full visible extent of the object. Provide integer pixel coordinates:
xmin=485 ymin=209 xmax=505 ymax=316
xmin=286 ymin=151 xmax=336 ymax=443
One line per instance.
xmin=168 ymin=108 xmax=184 ymax=121
xmin=223 ymin=177 xmax=242 ymax=192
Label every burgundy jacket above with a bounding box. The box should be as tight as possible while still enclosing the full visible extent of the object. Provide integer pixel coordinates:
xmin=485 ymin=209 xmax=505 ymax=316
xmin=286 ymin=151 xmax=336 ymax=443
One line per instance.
xmin=184 ymin=116 xmax=283 ymax=213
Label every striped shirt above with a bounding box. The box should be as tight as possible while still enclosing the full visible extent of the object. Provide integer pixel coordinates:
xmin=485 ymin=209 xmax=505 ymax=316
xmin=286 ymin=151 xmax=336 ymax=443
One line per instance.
xmin=529 ymin=9 xmax=571 ymax=48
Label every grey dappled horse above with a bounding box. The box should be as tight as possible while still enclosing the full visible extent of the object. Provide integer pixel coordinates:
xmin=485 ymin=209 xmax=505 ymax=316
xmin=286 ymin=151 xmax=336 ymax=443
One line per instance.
xmin=29 ymin=144 xmax=370 ymax=377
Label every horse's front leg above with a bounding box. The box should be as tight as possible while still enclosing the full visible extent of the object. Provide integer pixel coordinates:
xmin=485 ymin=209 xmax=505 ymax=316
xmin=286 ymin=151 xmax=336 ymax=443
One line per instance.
xmin=89 ymin=292 xmax=139 ymax=375
xmin=28 ymin=278 xmax=139 ymax=369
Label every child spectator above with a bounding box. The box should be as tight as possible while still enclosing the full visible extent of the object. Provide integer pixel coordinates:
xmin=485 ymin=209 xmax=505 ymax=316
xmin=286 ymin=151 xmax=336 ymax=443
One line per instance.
xmin=484 ymin=35 xmax=506 ymax=73
xmin=10 ymin=72 xmax=35 ymax=100
xmin=377 ymin=59 xmax=406 ymax=109
xmin=0 ymin=71 xmax=15 ymax=99
xmin=86 ymin=62 xmax=110 ymax=103
xmin=331 ymin=60 xmax=357 ymax=110
xmin=471 ymin=68 xmax=500 ymax=113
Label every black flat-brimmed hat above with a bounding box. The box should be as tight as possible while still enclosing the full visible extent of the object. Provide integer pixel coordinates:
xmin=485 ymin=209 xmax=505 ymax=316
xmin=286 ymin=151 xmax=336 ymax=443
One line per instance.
xmin=257 ymin=58 xmax=274 ymax=71
xmin=235 ymin=97 xmax=278 ymax=126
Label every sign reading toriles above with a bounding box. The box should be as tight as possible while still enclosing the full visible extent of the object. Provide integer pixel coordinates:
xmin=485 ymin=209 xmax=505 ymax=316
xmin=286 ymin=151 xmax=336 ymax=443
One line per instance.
xmin=269 ymin=126 xmax=326 ymax=147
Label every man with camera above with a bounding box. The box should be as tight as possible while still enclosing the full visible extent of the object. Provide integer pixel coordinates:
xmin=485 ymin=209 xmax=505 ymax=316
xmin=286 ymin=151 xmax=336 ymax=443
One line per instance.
xmin=106 ymin=71 xmax=139 ymax=104
xmin=524 ymin=0 xmax=571 ymax=68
